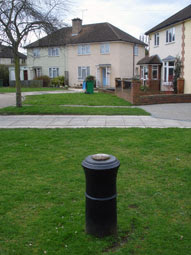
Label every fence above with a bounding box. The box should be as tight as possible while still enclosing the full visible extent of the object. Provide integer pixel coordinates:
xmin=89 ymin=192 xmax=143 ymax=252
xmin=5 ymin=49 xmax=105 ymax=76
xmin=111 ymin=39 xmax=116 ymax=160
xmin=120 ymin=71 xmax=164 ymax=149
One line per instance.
xmin=9 ymin=80 xmax=43 ymax=88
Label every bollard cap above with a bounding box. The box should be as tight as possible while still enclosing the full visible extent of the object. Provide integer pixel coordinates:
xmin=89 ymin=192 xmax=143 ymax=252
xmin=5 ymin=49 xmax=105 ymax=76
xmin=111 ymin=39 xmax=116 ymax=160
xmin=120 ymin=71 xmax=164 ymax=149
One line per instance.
xmin=82 ymin=154 xmax=120 ymax=170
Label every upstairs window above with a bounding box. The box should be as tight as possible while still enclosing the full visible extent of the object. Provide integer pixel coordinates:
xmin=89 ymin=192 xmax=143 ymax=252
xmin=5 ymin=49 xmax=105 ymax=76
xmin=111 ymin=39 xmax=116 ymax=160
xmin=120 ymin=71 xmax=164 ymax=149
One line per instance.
xmin=154 ymin=33 xmax=159 ymax=46
xmin=78 ymin=45 xmax=90 ymax=55
xmin=134 ymin=44 xmax=138 ymax=56
xmin=166 ymin=27 xmax=175 ymax=43
xmin=33 ymin=48 xmax=40 ymax=57
xmin=48 ymin=47 xmax=59 ymax=57
xmin=100 ymin=43 xmax=110 ymax=54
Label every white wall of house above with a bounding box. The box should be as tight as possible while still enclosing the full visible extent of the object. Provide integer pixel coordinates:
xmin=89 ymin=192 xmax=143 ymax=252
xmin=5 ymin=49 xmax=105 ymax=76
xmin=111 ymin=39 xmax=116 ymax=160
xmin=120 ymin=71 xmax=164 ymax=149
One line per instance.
xmin=27 ymin=46 xmax=67 ymax=80
xmin=184 ymin=19 xmax=191 ymax=93
xmin=67 ymin=41 xmax=145 ymax=87
xmin=0 ymin=58 xmax=25 ymax=66
xmin=149 ymin=23 xmax=182 ymax=59
xmin=9 ymin=66 xmax=28 ymax=81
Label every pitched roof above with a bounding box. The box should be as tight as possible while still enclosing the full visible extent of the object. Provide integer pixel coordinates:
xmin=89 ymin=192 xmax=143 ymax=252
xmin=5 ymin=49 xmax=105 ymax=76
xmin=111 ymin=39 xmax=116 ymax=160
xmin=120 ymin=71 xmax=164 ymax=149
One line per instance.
xmin=0 ymin=44 xmax=26 ymax=59
xmin=25 ymin=22 xmax=146 ymax=48
xmin=137 ymin=55 xmax=162 ymax=65
xmin=145 ymin=4 xmax=191 ymax=35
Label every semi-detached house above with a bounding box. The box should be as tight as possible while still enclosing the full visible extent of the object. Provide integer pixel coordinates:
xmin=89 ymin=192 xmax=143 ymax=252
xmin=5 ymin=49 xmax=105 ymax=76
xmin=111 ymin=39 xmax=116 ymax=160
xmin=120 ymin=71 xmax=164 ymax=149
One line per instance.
xmin=25 ymin=18 xmax=146 ymax=88
xmin=143 ymin=4 xmax=191 ymax=93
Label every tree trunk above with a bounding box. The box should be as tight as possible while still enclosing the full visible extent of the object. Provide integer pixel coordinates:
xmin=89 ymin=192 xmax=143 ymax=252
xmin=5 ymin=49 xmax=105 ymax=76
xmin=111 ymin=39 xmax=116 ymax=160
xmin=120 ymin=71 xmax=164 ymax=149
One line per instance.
xmin=14 ymin=54 xmax=22 ymax=107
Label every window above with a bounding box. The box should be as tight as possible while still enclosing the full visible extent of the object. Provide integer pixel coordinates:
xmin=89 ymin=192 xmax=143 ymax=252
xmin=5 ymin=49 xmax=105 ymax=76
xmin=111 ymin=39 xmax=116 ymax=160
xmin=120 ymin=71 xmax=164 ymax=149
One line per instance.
xmin=33 ymin=48 xmax=40 ymax=57
xmin=141 ymin=66 xmax=148 ymax=80
xmin=49 ymin=67 xmax=59 ymax=78
xmin=134 ymin=45 xmax=138 ymax=56
xmin=78 ymin=45 xmax=90 ymax=55
xmin=166 ymin=27 xmax=175 ymax=43
xmin=154 ymin=33 xmax=159 ymax=46
xmin=78 ymin=66 xmax=90 ymax=80
xmin=34 ymin=67 xmax=42 ymax=78
xmin=48 ymin=47 xmax=59 ymax=56
xmin=152 ymin=65 xmax=158 ymax=79
xmin=164 ymin=61 xmax=174 ymax=83
xmin=100 ymin=43 xmax=110 ymax=54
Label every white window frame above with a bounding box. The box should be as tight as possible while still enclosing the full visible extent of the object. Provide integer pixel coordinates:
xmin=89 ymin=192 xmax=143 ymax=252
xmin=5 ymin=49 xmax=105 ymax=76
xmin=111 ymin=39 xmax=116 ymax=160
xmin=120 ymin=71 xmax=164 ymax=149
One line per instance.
xmin=100 ymin=43 xmax=110 ymax=54
xmin=152 ymin=65 xmax=158 ymax=80
xmin=134 ymin=44 xmax=138 ymax=56
xmin=163 ymin=61 xmax=174 ymax=84
xmin=49 ymin=67 xmax=59 ymax=78
xmin=33 ymin=48 xmax=40 ymax=57
xmin=166 ymin=27 xmax=175 ymax=43
xmin=78 ymin=66 xmax=90 ymax=80
xmin=154 ymin=33 xmax=159 ymax=46
xmin=141 ymin=66 xmax=148 ymax=80
xmin=48 ymin=47 xmax=59 ymax=57
xmin=34 ymin=67 xmax=42 ymax=78
xmin=78 ymin=45 xmax=90 ymax=55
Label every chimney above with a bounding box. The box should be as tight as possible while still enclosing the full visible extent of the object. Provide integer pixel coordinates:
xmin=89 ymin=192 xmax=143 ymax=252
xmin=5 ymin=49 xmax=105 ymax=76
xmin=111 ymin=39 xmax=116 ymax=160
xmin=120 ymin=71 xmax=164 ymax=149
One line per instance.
xmin=72 ymin=18 xmax=82 ymax=36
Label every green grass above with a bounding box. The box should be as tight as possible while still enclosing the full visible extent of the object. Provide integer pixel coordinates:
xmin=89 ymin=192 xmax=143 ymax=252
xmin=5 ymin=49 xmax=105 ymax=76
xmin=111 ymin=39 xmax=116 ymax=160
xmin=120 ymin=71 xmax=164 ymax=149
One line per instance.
xmin=23 ymin=92 xmax=132 ymax=106
xmin=0 ymin=105 xmax=149 ymax=115
xmin=0 ymin=87 xmax=65 ymax=93
xmin=0 ymin=128 xmax=191 ymax=255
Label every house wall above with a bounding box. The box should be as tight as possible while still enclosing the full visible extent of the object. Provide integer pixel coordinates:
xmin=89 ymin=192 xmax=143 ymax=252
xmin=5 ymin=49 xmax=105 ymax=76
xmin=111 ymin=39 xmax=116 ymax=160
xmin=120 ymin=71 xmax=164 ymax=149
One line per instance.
xmin=149 ymin=23 xmax=182 ymax=59
xmin=184 ymin=19 xmax=191 ymax=93
xmin=68 ymin=41 xmax=145 ymax=87
xmin=27 ymin=47 xmax=67 ymax=80
xmin=0 ymin=58 xmax=25 ymax=65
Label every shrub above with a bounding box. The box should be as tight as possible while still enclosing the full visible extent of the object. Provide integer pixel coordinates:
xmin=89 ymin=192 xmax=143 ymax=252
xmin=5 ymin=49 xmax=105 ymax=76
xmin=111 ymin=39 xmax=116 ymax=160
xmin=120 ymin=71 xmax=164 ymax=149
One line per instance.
xmin=0 ymin=65 xmax=9 ymax=86
xmin=35 ymin=75 xmax=51 ymax=87
xmin=86 ymin=75 xmax=95 ymax=82
xmin=51 ymin=76 xmax=65 ymax=87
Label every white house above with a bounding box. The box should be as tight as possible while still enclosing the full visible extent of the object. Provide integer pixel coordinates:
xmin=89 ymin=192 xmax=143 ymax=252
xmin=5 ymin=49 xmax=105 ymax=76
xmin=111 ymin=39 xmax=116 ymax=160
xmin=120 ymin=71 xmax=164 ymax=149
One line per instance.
xmin=144 ymin=4 xmax=191 ymax=93
xmin=25 ymin=19 xmax=146 ymax=88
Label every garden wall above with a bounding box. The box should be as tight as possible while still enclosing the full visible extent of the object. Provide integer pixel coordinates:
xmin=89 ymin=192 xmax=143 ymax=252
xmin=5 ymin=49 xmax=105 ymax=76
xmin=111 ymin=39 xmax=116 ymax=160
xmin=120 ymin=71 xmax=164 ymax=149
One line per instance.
xmin=115 ymin=81 xmax=191 ymax=105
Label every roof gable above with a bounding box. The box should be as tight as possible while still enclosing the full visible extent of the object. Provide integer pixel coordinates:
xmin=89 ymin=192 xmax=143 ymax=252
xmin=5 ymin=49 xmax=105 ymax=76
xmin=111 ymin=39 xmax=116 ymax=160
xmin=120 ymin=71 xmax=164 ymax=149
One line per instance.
xmin=25 ymin=22 xmax=146 ymax=48
xmin=145 ymin=4 xmax=191 ymax=35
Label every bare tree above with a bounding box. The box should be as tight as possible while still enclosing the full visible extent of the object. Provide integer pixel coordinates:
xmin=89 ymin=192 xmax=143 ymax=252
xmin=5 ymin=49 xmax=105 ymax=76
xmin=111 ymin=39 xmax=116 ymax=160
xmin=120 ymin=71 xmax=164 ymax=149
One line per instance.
xmin=0 ymin=0 xmax=69 ymax=107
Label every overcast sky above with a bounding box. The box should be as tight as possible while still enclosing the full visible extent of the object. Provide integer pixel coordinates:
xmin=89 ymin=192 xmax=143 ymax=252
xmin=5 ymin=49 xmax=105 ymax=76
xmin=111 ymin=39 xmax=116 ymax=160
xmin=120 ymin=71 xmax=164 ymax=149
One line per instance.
xmin=66 ymin=0 xmax=191 ymax=39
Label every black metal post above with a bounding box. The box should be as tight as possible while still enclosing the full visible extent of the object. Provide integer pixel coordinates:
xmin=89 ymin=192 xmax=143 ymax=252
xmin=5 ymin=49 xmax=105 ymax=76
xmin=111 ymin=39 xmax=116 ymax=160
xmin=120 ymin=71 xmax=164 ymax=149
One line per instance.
xmin=82 ymin=154 xmax=120 ymax=237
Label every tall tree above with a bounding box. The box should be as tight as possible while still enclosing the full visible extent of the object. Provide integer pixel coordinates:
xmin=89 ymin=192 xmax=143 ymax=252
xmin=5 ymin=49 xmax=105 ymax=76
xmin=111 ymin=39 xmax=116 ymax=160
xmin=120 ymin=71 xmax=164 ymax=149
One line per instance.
xmin=0 ymin=0 xmax=69 ymax=107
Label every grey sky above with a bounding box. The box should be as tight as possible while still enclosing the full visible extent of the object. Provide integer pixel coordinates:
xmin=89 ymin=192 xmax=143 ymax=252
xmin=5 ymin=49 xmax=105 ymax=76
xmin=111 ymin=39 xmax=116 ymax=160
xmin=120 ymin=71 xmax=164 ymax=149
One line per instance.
xmin=66 ymin=0 xmax=191 ymax=38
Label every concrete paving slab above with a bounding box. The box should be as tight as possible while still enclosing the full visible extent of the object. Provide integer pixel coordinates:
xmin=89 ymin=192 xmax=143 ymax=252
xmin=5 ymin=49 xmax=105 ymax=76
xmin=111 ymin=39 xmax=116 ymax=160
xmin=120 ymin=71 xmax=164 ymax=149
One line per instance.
xmin=0 ymin=115 xmax=190 ymax=128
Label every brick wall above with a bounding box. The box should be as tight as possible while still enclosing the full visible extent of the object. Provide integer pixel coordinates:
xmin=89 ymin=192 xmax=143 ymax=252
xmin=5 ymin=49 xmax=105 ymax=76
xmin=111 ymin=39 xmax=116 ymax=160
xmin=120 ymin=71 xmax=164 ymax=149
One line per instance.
xmin=115 ymin=80 xmax=191 ymax=105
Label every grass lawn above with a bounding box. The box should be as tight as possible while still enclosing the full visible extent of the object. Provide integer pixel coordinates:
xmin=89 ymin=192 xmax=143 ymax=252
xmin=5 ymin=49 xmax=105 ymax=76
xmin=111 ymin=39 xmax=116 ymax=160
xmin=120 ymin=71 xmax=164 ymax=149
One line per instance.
xmin=0 ymin=128 xmax=191 ymax=255
xmin=0 ymin=92 xmax=150 ymax=115
xmin=0 ymin=87 xmax=66 ymax=93
xmin=23 ymin=92 xmax=132 ymax=106
xmin=0 ymin=105 xmax=149 ymax=115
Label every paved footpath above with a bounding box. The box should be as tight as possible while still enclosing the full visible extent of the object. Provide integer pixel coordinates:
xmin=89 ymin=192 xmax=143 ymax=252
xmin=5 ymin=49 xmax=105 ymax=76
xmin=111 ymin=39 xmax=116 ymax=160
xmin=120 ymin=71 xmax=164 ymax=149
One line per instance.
xmin=0 ymin=115 xmax=191 ymax=128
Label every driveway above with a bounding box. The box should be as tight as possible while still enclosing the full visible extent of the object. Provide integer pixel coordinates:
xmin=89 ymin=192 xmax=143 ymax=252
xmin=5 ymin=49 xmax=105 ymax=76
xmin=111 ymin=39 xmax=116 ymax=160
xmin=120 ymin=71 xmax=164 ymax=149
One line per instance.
xmin=139 ymin=103 xmax=191 ymax=121
xmin=0 ymin=93 xmax=16 ymax=108
xmin=0 ymin=89 xmax=83 ymax=109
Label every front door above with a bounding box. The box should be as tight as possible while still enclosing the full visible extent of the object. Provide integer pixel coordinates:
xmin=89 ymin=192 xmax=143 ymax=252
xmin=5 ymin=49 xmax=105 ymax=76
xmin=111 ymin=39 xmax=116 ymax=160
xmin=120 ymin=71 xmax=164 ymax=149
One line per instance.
xmin=24 ymin=70 xmax=28 ymax=80
xmin=102 ymin=68 xmax=106 ymax=86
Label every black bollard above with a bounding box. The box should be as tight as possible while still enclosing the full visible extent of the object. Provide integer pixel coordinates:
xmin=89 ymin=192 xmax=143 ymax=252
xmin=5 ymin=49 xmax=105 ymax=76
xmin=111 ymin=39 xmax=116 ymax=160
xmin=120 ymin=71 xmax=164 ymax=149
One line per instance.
xmin=82 ymin=153 xmax=120 ymax=237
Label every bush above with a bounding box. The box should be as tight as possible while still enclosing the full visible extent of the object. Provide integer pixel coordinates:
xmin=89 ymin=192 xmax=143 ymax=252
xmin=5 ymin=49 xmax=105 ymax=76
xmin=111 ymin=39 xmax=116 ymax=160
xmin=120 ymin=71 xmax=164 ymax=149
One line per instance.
xmin=0 ymin=65 xmax=9 ymax=86
xmin=86 ymin=75 xmax=95 ymax=82
xmin=35 ymin=75 xmax=51 ymax=87
xmin=51 ymin=76 xmax=65 ymax=87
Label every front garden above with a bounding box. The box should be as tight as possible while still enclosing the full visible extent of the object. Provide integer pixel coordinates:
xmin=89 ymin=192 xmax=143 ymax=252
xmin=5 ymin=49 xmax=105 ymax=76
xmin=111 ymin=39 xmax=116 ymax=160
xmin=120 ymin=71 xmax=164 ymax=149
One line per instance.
xmin=0 ymin=128 xmax=191 ymax=255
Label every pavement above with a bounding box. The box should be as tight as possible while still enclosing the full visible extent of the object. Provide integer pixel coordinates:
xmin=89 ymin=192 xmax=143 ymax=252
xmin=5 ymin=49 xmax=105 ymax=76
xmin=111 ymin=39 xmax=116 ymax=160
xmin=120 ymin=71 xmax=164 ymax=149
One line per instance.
xmin=0 ymin=90 xmax=191 ymax=128
xmin=139 ymin=103 xmax=191 ymax=121
xmin=0 ymin=115 xmax=191 ymax=128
